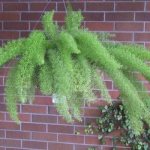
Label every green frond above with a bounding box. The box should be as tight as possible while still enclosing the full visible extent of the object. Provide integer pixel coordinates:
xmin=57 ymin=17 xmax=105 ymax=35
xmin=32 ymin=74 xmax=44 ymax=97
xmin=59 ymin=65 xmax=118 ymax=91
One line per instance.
xmin=39 ymin=61 xmax=53 ymax=95
xmin=48 ymin=49 xmax=73 ymax=122
xmin=92 ymin=67 xmax=112 ymax=103
xmin=57 ymin=31 xmax=80 ymax=54
xmin=74 ymin=31 xmax=121 ymax=71
xmin=25 ymin=30 xmax=46 ymax=65
xmin=54 ymin=94 xmax=72 ymax=122
xmin=0 ymin=39 xmax=25 ymax=67
xmin=123 ymin=71 xmax=150 ymax=110
xmin=73 ymin=55 xmax=94 ymax=101
xmin=106 ymin=43 xmax=150 ymax=81
xmin=5 ymin=66 xmax=20 ymax=123
xmin=42 ymin=11 xmax=58 ymax=40
xmin=117 ymin=44 xmax=150 ymax=61
xmin=65 ymin=9 xmax=83 ymax=32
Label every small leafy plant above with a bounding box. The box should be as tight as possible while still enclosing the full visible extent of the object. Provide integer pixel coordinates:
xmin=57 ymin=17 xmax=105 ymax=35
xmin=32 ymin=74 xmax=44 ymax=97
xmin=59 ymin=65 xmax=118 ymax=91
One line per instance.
xmin=0 ymin=9 xmax=150 ymax=135
xmin=85 ymin=102 xmax=150 ymax=150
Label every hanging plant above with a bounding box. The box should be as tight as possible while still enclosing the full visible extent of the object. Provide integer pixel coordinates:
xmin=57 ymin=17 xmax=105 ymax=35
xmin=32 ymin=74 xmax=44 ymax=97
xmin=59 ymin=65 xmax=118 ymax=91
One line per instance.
xmin=1 ymin=9 xmax=150 ymax=135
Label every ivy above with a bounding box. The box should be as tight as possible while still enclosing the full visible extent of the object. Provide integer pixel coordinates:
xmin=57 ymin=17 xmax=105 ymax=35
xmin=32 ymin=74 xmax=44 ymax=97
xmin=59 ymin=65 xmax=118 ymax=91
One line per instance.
xmin=85 ymin=102 xmax=150 ymax=150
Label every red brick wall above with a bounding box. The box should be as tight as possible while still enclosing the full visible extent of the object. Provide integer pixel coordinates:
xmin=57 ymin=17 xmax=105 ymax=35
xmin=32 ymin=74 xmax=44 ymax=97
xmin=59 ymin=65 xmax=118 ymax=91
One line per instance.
xmin=0 ymin=0 xmax=149 ymax=150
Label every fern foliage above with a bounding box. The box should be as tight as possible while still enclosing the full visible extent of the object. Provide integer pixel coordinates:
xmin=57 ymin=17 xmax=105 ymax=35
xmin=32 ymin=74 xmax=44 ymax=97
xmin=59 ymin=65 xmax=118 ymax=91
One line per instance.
xmin=1 ymin=10 xmax=150 ymax=134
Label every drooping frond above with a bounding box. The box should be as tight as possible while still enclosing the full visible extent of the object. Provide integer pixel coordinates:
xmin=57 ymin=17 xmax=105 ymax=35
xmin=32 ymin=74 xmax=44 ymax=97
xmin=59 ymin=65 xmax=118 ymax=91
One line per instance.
xmin=48 ymin=49 xmax=72 ymax=122
xmin=74 ymin=31 xmax=122 ymax=71
xmin=5 ymin=66 xmax=20 ymax=123
xmin=116 ymin=43 xmax=150 ymax=61
xmin=0 ymin=39 xmax=25 ymax=66
xmin=92 ymin=67 xmax=112 ymax=103
xmin=57 ymin=31 xmax=80 ymax=54
xmin=106 ymin=43 xmax=150 ymax=80
xmin=39 ymin=61 xmax=53 ymax=95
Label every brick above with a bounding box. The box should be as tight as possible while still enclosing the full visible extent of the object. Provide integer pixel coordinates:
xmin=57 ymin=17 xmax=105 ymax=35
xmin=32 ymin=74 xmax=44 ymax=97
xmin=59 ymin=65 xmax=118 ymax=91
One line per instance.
xmin=0 ymin=104 xmax=6 ymax=111
xmin=83 ymin=12 xmax=104 ymax=21
xmin=0 ymin=22 xmax=2 ymax=30
xmin=30 ymin=3 xmax=56 ymax=11
xmin=85 ymin=135 xmax=100 ymax=145
xmin=30 ymin=22 xmax=43 ymax=30
xmin=74 ymin=126 xmax=85 ymax=135
xmin=54 ymin=12 xmax=65 ymax=21
xmin=84 ymin=108 xmax=100 ymax=117
xmin=115 ymin=2 xmax=144 ymax=11
xmin=58 ymin=116 xmax=84 ymax=125
xmin=85 ymin=22 xmax=113 ymax=31
xmin=32 ymin=114 xmax=57 ymax=123
xmin=58 ymin=134 xmax=84 ymax=144
xmin=0 ymin=122 xmax=20 ymax=130
xmin=0 ymin=86 xmax=4 ymax=94
xmin=85 ymin=117 xmax=99 ymax=125
xmin=6 ymin=113 xmax=31 ymax=122
xmin=0 ymin=77 xmax=3 ymax=85
xmin=3 ymin=22 xmax=29 ymax=30
xmin=33 ymin=96 xmax=52 ymax=106
xmin=102 ymin=147 xmax=130 ymax=150
xmin=135 ymin=13 xmax=150 ymax=21
xmin=146 ymin=2 xmax=150 ymax=11
xmin=0 ymin=113 xmax=4 ymax=121
xmin=48 ymin=143 xmax=73 ymax=150
xmin=0 ymin=12 xmax=19 ymax=21
xmin=0 ymin=31 xmax=19 ymax=40
xmin=21 ymin=12 xmax=41 ymax=21
xmin=0 ymin=68 xmax=11 ymax=77
xmin=86 ymin=2 xmax=114 ymax=11
xmin=32 ymin=132 xmax=57 ymax=141
xmin=0 ymin=41 xmax=2 ymax=46
xmin=135 ymin=33 xmax=150 ymax=42
xmin=0 ymin=3 xmax=2 ymax=11
xmin=144 ymin=82 xmax=150 ymax=91
xmin=105 ymin=81 xmax=113 ymax=89
xmin=0 ymin=95 xmax=4 ymax=103
xmin=6 ymin=148 xmax=29 ymax=150
xmin=75 ymin=145 xmax=101 ymax=150
xmin=48 ymin=124 xmax=74 ymax=134
xmin=86 ymin=100 xmax=110 ymax=107
xmin=18 ymin=113 xmax=31 ymax=122
xmin=48 ymin=106 xmax=58 ymax=114
xmin=0 ymin=130 xmax=5 ymax=137
xmin=20 ymin=31 xmax=30 ymax=38
xmin=57 ymin=2 xmax=84 ymax=11
xmin=106 ymin=13 xmax=134 ymax=21
xmin=115 ymin=22 xmax=143 ymax=31
xmin=145 ymin=43 xmax=150 ymax=49
xmin=4 ymin=139 xmax=21 ymax=148
xmin=3 ymin=3 xmax=28 ymax=11
xmin=22 ymin=141 xmax=47 ymax=150
xmin=145 ymin=23 xmax=150 ymax=31
xmin=112 ymin=33 xmax=133 ymax=42
xmin=6 ymin=131 xmax=30 ymax=139
xmin=22 ymin=123 xmax=46 ymax=132
xmin=22 ymin=105 xmax=47 ymax=114
xmin=109 ymin=90 xmax=120 ymax=99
